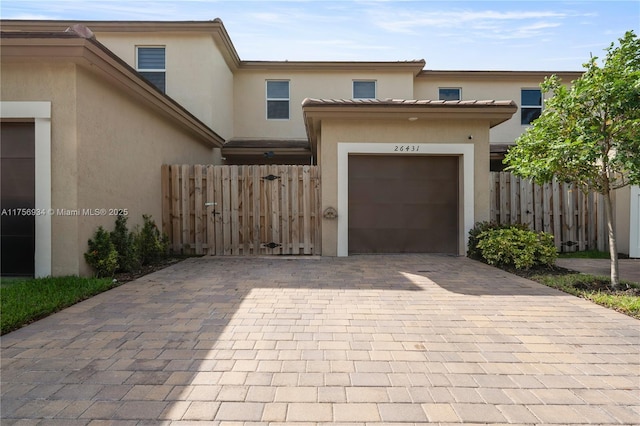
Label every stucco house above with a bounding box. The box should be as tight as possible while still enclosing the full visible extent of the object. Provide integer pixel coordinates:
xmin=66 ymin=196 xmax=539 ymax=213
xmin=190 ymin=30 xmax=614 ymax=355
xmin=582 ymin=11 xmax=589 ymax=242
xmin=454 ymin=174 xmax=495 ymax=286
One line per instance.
xmin=1 ymin=19 xmax=637 ymax=277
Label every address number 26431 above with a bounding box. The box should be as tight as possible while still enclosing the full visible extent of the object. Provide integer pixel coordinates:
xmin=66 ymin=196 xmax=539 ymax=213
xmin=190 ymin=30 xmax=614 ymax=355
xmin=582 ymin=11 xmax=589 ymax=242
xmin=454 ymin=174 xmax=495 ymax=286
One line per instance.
xmin=394 ymin=145 xmax=420 ymax=152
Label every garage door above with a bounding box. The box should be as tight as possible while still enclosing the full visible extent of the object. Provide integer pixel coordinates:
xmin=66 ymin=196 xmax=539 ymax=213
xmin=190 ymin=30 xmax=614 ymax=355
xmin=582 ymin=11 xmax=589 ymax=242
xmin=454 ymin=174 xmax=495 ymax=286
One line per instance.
xmin=1 ymin=122 xmax=36 ymax=276
xmin=348 ymin=155 xmax=458 ymax=254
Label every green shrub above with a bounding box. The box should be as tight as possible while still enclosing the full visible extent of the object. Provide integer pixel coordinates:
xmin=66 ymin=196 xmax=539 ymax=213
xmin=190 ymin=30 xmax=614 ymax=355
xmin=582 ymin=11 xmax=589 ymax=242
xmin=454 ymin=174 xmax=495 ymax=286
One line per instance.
xmin=135 ymin=214 xmax=169 ymax=265
xmin=467 ymin=221 xmax=529 ymax=259
xmin=110 ymin=215 xmax=140 ymax=273
xmin=84 ymin=226 xmax=119 ymax=277
xmin=476 ymin=227 xmax=557 ymax=269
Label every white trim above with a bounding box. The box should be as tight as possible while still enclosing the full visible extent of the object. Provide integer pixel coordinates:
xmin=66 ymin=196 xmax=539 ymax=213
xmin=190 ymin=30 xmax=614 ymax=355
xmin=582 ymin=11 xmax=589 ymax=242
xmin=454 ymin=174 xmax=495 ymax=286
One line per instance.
xmin=337 ymin=143 xmax=474 ymax=257
xmin=1 ymin=101 xmax=52 ymax=277
xmin=265 ymin=79 xmax=290 ymax=120
xmin=438 ymin=87 xmax=462 ymax=101
xmin=135 ymin=45 xmax=166 ymax=72
xmin=630 ymin=185 xmax=640 ymax=258
xmin=352 ymin=80 xmax=377 ymax=99
xmin=520 ymin=87 xmax=543 ymax=126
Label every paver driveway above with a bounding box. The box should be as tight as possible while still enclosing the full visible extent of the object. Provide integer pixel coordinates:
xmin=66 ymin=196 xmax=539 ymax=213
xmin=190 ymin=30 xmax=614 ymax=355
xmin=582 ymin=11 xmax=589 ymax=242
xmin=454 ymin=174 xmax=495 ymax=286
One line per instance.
xmin=2 ymin=255 xmax=639 ymax=425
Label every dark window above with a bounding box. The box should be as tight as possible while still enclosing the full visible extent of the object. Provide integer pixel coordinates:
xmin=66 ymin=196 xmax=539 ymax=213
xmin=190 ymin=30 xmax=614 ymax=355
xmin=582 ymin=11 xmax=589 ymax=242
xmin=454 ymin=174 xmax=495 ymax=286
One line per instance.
xmin=266 ymin=80 xmax=290 ymax=119
xmin=439 ymin=88 xmax=461 ymax=101
xmin=353 ymin=81 xmax=376 ymax=99
xmin=137 ymin=47 xmax=166 ymax=92
xmin=521 ymin=89 xmax=542 ymax=125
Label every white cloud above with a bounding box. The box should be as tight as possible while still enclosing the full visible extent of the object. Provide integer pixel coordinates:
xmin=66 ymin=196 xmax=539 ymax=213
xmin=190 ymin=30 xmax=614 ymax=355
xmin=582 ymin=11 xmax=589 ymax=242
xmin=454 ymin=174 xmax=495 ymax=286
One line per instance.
xmin=373 ymin=9 xmax=569 ymax=34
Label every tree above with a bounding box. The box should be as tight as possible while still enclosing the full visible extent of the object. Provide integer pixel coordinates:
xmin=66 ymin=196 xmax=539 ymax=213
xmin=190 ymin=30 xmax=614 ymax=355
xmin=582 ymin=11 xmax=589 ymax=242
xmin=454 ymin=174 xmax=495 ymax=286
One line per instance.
xmin=504 ymin=31 xmax=640 ymax=289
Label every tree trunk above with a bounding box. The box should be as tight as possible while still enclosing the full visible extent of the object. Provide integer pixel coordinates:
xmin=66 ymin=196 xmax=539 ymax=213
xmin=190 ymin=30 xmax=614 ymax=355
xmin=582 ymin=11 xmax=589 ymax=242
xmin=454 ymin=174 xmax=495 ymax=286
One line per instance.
xmin=603 ymin=191 xmax=620 ymax=289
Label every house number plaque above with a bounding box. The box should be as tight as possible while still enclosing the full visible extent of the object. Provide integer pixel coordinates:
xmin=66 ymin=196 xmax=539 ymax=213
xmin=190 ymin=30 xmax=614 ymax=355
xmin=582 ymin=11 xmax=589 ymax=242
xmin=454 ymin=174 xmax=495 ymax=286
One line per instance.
xmin=394 ymin=145 xmax=420 ymax=152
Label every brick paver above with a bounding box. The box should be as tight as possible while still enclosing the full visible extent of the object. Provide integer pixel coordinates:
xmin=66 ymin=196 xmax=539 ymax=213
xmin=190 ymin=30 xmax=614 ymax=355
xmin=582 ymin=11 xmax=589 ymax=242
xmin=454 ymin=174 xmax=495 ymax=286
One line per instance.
xmin=2 ymin=255 xmax=639 ymax=424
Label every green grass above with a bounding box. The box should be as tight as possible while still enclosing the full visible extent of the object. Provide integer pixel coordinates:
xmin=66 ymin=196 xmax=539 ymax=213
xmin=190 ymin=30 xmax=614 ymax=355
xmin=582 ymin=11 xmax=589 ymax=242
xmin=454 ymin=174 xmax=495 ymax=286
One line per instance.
xmin=528 ymin=272 xmax=640 ymax=319
xmin=558 ymin=250 xmax=611 ymax=259
xmin=1 ymin=276 xmax=117 ymax=335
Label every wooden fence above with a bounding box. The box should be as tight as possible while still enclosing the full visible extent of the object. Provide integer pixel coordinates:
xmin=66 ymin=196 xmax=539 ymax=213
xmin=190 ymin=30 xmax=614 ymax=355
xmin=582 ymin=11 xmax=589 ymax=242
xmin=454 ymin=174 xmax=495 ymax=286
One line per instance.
xmin=489 ymin=172 xmax=608 ymax=252
xmin=162 ymin=164 xmax=321 ymax=256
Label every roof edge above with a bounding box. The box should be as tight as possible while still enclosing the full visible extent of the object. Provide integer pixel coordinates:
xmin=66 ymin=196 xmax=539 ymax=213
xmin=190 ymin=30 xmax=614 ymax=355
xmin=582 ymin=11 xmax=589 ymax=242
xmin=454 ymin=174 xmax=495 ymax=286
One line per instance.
xmin=0 ymin=19 xmax=242 ymax=69
xmin=240 ymin=60 xmax=426 ymax=75
xmin=418 ymin=69 xmax=584 ymax=79
xmin=301 ymin=98 xmax=517 ymax=109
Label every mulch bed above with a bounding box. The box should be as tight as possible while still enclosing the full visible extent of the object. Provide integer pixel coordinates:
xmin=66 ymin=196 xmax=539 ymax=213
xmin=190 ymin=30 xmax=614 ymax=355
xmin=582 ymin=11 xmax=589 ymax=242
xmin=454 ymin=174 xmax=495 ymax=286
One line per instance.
xmin=113 ymin=257 xmax=185 ymax=284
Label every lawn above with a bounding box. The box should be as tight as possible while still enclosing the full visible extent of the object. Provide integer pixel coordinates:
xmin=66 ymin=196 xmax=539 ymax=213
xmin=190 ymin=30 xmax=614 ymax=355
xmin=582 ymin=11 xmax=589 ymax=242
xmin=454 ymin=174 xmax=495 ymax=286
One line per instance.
xmin=1 ymin=276 xmax=116 ymax=335
xmin=511 ymin=267 xmax=640 ymax=319
xmin=1 ymin=258 xmax=184 ymax=335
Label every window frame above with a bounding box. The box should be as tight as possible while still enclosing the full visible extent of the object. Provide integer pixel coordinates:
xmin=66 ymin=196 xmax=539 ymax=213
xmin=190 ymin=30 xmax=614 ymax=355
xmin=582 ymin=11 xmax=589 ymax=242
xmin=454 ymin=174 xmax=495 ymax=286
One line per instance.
xmin=266 ymin=80 xmax=290 ymax=120
xmin=136 ymin=46 xmax=166 ymax=93
xmin=438 ymin=87 xmax=462 ymax=101
xmin=352 ymin=80 xmax=377 ymax=99
xmin=520 ymin=88 xmax=543 ymax=125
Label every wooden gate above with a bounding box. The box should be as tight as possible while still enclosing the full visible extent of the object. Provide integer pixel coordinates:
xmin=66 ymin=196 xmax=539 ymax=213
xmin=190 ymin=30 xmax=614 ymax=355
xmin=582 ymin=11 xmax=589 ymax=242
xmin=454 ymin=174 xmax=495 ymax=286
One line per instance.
xmin=162 ymin=164 xmax=321 ymax=256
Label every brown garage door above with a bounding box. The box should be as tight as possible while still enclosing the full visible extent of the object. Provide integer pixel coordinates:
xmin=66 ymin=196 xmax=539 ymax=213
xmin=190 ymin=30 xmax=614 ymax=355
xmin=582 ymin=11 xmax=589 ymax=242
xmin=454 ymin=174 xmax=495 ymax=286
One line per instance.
xmin=1 ymin=122 xmax=36 ymax=277
xmin=348 ymin=155 xmax=458 ymax=254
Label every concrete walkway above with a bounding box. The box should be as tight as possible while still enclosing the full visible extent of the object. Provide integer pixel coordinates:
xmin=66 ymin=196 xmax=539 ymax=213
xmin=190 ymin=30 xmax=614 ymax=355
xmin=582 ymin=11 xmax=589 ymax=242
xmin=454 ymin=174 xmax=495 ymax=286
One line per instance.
xmin=2 ymin=255 xmax=639 ymax=425
xmin=557 ymin=258 xmax=640 ymax=284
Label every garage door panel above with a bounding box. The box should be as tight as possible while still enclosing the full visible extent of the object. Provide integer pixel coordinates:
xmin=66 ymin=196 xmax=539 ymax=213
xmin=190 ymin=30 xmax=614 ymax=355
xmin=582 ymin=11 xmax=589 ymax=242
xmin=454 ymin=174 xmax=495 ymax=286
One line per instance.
xmin=1 ymin=236 xmax=35 ymax=276
xmin=1 ymin=158 xmax=36 ymax=206
xmin=348 ymin=155 xmax=458 ymax=254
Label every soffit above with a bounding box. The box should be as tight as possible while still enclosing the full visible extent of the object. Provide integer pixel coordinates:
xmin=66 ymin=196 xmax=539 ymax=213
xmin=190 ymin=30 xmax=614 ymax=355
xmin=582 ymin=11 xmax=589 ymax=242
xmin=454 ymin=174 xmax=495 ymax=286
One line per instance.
xmin=239 ymin=60 xmax=426 ymax=75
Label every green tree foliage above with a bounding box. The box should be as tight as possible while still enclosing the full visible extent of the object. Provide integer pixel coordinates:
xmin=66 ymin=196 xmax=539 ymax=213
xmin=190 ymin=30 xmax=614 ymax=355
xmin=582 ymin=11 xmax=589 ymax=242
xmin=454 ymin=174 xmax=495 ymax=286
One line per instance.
xmin=504 ymin=31 xmax=640 ymax=288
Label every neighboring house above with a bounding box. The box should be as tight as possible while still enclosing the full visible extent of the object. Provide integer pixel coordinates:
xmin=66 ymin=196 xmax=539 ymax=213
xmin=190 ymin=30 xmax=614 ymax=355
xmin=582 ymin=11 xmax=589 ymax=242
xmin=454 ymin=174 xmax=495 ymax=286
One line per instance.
xmin=1 ymin=25 xmax=223 ymax=277
xmin=1 ymin=20 xmax=636 ymax=276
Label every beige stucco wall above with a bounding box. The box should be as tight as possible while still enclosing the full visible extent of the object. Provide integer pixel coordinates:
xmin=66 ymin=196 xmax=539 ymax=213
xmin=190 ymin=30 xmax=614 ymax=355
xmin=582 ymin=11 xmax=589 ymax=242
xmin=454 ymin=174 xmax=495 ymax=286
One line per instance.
xmin=318 ymin=118 xmax=489 ymax=256
xmin=414 ymin=75 xmax=565 ymax=145
xmin=2 ymin=61 xmax=217 ymax=276
xmin=234 ymin=70 xmax=415 ymax=139
xmin=96 ymin=32 xmax=235 ymax=140
xmin=2 ymin=63 xmax=80 ymax=276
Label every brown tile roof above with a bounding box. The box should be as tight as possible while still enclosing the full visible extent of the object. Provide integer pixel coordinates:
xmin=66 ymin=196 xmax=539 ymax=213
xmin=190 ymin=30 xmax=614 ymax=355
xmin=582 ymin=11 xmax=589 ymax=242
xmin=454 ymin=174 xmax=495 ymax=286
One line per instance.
xmin=302 ymin=98 xmax=516 ymax=108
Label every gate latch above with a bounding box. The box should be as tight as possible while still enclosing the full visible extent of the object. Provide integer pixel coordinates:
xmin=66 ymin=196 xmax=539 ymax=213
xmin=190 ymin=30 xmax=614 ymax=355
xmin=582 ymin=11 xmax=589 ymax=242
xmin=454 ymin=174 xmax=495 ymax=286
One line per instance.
xmin=262 ymin=242 xmax=282 ymax=249
xmin=262 ymin=174 xmax=280 ymax=181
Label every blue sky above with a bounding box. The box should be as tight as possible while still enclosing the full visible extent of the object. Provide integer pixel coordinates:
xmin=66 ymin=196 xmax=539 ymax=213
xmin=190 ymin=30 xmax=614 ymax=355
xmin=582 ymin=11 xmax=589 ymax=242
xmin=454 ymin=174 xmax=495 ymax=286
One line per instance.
xmin=2 ymin=1 xmax=638 ymax=70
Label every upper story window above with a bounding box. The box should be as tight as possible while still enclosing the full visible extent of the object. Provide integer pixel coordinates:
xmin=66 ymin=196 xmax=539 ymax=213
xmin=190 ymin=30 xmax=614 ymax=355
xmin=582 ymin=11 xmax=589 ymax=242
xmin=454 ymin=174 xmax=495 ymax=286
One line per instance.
xmin=439 ymin=87 xmax=461 ymax=101
xmin=266 ymin=80 xmax=290 ymax=120
xmin=136 ymin=46 xmax=166 ymax=93
xmin=521 ymin=89 xmax=542 ymax=125
xmin=353 ymin=80 xmax=376 ymax=99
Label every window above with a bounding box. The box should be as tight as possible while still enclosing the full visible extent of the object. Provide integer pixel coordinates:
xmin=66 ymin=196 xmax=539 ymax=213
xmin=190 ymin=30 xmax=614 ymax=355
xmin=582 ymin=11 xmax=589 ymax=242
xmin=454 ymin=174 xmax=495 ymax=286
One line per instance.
xmin=266 ymin=80 xmax=290 ymax=120
xmin=521 ymin=89 xmax=542 ymax=125
xmin=353 ymin=81 xmax=376 ymax=99
xmin=137 ymin=46 xmax=166 ymax=93
xmin=439 ymin=87 xmax=461 ymax=101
